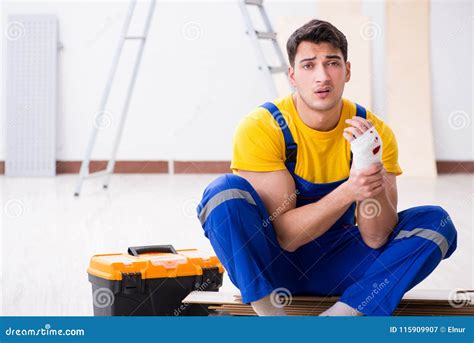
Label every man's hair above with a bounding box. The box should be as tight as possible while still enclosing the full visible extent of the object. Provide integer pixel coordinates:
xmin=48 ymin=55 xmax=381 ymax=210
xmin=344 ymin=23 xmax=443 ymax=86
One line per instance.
xmin=286 ymin=19 xmax=348 ymax=67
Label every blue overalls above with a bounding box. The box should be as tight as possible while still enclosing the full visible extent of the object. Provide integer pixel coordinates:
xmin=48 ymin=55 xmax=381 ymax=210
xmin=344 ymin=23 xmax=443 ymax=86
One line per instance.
xmin=197 ymin=102 xmax=457 ymax=316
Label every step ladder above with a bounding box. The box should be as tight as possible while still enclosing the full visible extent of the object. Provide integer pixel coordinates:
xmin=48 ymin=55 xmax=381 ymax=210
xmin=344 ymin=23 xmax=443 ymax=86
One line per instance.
xmin=238 ymin=0 xmax=290 ymax=97
xmin=74 ymin=0 xmax=156 ymax=196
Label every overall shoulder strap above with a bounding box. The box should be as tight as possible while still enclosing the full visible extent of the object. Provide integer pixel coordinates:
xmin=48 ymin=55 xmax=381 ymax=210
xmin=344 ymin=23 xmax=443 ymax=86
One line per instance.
xmin=260 ymin=102 xmax=297 ymax=173
xmin=350 ymin=103 xmax=368 ymax=168
xmin=355 ymin=103 xmax=367 ymax=119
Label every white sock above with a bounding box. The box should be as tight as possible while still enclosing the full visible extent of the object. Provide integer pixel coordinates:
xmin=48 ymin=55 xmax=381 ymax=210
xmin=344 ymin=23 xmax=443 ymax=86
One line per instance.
xmin=251 ymin=294 xmax=287 ymax=316
xmin=319 ymin=301 xmax=363 ymax=316
xmin=350 ymin=127 xmax=383 ymax=170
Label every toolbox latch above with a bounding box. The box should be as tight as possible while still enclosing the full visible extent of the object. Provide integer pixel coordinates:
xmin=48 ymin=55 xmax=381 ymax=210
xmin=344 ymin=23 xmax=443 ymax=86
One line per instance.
xmin=121 ymin=272 xmax=144 ymax=294
xmin=197 ymin=267 xmax=222 ymax=291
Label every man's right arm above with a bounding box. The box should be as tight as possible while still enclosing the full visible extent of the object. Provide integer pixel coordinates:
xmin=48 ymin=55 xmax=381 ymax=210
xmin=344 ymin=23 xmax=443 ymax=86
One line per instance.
xmin=236 ymin=169 xmax=354 ymax=252
xmin=236 ymin=163 xmax=384 ymax=252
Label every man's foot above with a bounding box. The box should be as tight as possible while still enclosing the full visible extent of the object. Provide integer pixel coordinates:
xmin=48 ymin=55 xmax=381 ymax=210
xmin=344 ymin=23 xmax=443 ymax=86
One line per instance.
xmin=251 ymin=294 xmax=288 ymax=316
xmin=319 ymin=301 xmax=363 ymax=316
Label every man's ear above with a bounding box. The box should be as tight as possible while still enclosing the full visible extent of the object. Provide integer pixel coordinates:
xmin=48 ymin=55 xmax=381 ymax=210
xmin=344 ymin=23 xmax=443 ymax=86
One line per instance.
xmin=345 ymin=61 xmax=351 ymax=82
xmin=288 ymin=65 xmax=297 ymax=87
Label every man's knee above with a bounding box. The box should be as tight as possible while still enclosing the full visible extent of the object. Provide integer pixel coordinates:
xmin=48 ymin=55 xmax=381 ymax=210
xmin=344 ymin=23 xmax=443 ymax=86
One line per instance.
xmin=432 ymin=206 xmax=457 ymax=257
xmin=197 ymin=173 xmax=259 ymax=228
xmin=201 ymin=174 xmax=254 ymax=198
xmin=424 ymin=206 xmax=457 ymax=238
xmin=397 ymin=205 xmax=457 ymax=259
xmin=415 ymin=205 xmax=457 ymax=257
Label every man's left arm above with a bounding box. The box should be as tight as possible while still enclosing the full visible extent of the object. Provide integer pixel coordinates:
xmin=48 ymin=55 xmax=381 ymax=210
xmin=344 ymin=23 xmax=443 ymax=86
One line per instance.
xmin=344 ymin=115 xmax=400 ymax=249
xmin=356 ymin=170 xmax=399 ymax=249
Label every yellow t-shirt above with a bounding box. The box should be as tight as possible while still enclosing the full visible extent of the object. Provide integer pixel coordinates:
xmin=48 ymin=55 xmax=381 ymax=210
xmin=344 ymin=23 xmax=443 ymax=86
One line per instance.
xmin=231 ymin=94 xmax=402 ymax=183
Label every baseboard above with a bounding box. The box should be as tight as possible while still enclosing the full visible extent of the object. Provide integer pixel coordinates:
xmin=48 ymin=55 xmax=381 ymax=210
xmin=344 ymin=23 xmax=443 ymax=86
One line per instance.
xmin=174 ymin=161 xmax=231 ymax=174
xmin=436 ymin=161 xmax=474 ymax=174
xmin=0 ymin=160 xmax=471 ymax=175
xmin=55 ymin=160 xmax=169 ymax=174
xmin=0 ymin=160 xmax=230 ymax=174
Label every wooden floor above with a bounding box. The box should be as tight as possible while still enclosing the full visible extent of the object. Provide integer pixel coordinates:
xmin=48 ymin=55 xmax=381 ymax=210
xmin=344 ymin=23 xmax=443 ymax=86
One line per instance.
xmin=184 ymin=291 xmax=474 ymax=316
xmin=1 ymin=173 xmax=472 ymax=315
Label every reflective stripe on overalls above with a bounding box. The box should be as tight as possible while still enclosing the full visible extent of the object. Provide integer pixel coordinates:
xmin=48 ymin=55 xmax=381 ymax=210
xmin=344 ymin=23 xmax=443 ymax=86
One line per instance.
xmin=197 ymin=101 xmax=457 ymax=315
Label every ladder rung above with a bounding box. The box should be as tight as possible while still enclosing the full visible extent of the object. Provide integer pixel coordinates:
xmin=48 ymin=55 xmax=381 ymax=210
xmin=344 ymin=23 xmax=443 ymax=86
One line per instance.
xmin=256 ymin=31 xmax=277 ymax=40
xmin=84 ymin=170 xmax=112 ymax=179
xmin=125 ymin=36 xmax=146 ymax=40
xmin=269 ymin=65 xmax=287 ymax=74
xmin=244 ymin=0 xmax=263 ymax=6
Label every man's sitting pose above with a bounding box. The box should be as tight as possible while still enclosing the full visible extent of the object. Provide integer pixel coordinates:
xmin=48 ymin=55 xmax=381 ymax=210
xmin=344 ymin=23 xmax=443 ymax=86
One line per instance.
xmin=196 ymin=19 xmax=457 ymax=316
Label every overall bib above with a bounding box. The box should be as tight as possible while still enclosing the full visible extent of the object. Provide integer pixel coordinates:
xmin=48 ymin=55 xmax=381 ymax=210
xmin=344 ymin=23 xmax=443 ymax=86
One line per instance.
xmin=197 ymin=102 xmax=457 ymax=316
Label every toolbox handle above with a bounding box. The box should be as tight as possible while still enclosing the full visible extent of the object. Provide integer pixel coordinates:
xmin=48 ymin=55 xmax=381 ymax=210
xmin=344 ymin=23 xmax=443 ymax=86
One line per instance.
xmin=127 ymin=245 xmax=178 ymax=256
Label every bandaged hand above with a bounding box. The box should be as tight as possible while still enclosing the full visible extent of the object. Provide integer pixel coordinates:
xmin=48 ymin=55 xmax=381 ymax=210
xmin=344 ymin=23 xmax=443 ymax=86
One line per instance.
xmin=343 ymin=117 xmax=383 ymax=170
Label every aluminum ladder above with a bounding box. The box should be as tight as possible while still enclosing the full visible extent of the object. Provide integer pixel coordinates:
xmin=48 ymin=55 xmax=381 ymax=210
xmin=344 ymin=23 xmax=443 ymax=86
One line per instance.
xmin=74 ymin=0 xmax=156 ymax=196
xmin=238 ymin=0 xmax=290 ymax=97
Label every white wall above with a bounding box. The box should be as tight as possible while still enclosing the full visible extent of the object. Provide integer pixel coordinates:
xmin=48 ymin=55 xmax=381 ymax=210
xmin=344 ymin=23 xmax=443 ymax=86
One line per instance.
xmin=430 ymin=0 xmax=473 ymax=161
xmin=1 ymin=0 xmax=472 ymax=162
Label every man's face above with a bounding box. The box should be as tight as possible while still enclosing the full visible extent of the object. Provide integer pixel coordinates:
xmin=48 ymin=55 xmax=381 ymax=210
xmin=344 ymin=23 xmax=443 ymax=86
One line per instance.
xmin=289 ymin=41 xmax=350 ymax=112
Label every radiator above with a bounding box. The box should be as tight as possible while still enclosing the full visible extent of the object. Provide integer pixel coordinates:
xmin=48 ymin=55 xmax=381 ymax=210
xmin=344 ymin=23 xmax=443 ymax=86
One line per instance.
xmin=5 ymin=15 xmax=57 ymax=176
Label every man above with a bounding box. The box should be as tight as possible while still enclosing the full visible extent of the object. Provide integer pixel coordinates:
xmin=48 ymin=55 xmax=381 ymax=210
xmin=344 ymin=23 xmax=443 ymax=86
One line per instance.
xmin=197 ymin=19 xmax=457 ymax=316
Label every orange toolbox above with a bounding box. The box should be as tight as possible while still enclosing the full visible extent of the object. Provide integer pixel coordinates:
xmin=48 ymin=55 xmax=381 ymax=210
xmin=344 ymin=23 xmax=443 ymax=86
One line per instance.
xmin=87 ymin=245 xmax=224 ymax=316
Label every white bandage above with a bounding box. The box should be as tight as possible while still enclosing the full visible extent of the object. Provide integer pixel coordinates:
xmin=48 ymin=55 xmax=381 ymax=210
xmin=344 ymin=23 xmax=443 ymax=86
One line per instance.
xmin=350 ymin=127 xmax=383 ymax=170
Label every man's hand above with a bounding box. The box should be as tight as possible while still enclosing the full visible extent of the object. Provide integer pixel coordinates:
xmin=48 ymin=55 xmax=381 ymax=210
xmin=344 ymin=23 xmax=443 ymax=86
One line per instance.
xmin=343 ymin=115 xmax=373 ymax=141
xmin=343 ymin=116 xmax=383 ymax=170
xmin=344 ymin=163 xmax=386 ymax=202
xmin=342 ymin=114 xmax=386 ymax=201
